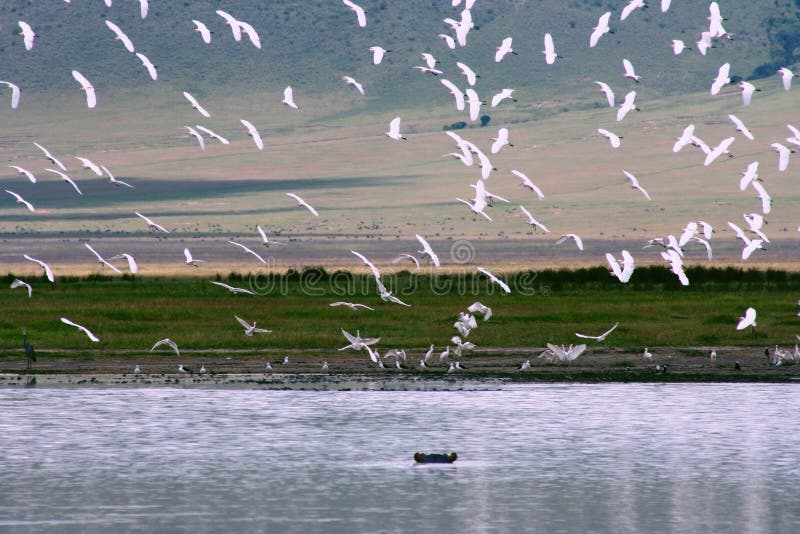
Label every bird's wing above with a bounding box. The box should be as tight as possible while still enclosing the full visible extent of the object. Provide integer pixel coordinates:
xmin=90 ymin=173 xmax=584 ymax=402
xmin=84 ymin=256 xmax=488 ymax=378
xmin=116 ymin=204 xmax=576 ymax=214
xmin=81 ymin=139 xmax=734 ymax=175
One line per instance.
xmin=600 ymin=322 xmax=620 ymax=338
xmin=105 ymin=20 xmax=135 ymax=52
xmin=351 ymin=250 xmax=382 ymax=280
xmin=234 ymin=315 xmax=252 ymax=329
xmin=61 ymin=317 xmax=99 ymax=342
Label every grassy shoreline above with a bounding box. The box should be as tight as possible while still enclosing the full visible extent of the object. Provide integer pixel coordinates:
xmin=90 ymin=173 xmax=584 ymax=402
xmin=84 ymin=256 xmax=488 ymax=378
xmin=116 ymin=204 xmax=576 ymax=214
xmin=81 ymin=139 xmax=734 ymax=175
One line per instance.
xmin=2 ymin=267 xmax=800 ymax=383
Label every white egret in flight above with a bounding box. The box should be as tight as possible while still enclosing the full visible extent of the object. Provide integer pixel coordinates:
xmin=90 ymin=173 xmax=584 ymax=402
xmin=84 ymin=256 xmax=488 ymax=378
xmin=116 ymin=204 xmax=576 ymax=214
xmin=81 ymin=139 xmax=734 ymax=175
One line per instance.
xmin=440 ymin=79 xmax=465 ymax=111
xmin=623 ymin=170 xmax=651 ymax=200
xmin=519 ymin=205 xmax=550 ymax=232
xmin=209 ymin=281 xmax=256 ymax=295
xmin=105 ymin=20 xmax=135 ymax=53
xmin=673 ymin=124 xmax=695 ymax=152
xmin=227 ymin=240 xmax=267 ymax=264
xmin=18 ymin=21 xmax=36 ymax=51
xmin=671 ymin=39 xmax=690 ymax=55
xmin=778 ymin=67 xmax=795 ymax=91
xmin=34 ymin=142 xmax=66 ymax=171
xmin=184 ymin=126 xmax=205 ymax=151
xmin=109 ymin=253 xmax=138 ymax=274
xmin=286 ymin=193 xmax=319 ymax=216
xmin=343 ymin=76 xmax=365 ymax=95
xmin=136 ymin=53 xmax=158 ymax=80
xmin=5 ymin=190 xmax=34 ymax=212
xmin=10 ymin=279 xmax=32 ymax=298
xmin=343 ymin=0 xmax=366 ymax=27
xmin=491 ymin=128 xmax=512 ymax=154
xmin=75 ymin=156 xmax=102 ymax=176
xmin=0 ymin=81 xmax=21 ymax=109
xmin=598 ymin=128 xmax=622 ymax=148
xmin=23 ymin=254 xmax=54 ymax=282
xmin=556 ymin=234 xmax=584 ymax=251
xmin=438 ymin=33 xmax=456 ymax=49
xmin=9 ymin=165 xmax=36 ymax=183
xmin=710 ymin=63 xmax=731 ymax=95
xmin=369 ymin=46 xmax=388 ymax=65
xmin=704 ymin=137 xmax=735 ymax=166
xmin=240 ymin=119 xmax=264 ymax=150
xmin=622 ymin=59 xmax=640 ymax=83
xmin=216 ymin=10 xmax=242 ymax=41
xmin=195 ymin=125 xmax=229 ymax=145
xmin=135 ymin=212 xmax=169 ymax=233
xmin=576 ymin=322 xmax=619 ymax=341
xmin=477 ymin=267 xmax=510 ymax=294
xmin=238 ymin=21 xmax=262 ymax=49
xmin=61 ymin=317 xmax=100 ymax=342
xmin=589 ymin=11 xmax=611 ymax=48
xmin=257 ymin=225 xmax=285 ymax=247
xmin=192 ymin=20 xmax=212 ymax=44
xmin=542 ymin=33 xmax=560 ymax=64
xmin=385 ymin=117 xmax=406 ymax=140
xmin=456 ymin=62 xmax=479 ymax=86
xmin=621 ymin=0 xmax=645 ymax=20
xmin=512 ymin=170 xmax=545 ymax=200
xmin=183 ymin=248 xmax=204 ymax=267
xmin=71 ymin=70 xmax=96 ymax=108
xmin=235 ymin=315 xmax=271 ymax=336
xmin=282 ymin=86 xmax=299 ymax=109
xmin=329 ymin=302 xmax=374 ymax=311
xmin=617 ymin=91 xmax=638 ymax=121
xmin=770 ymin=142 xmax=793 ymax=171
xmin=496 ymin=37 xmax=516 ymax=62
xmin=728 ymin=114 xmax=754 ymax=141
xmin=150 ymin=338 xmax=179 ymax=356
xmin=595 ymin=81 xmax=615 ymax=107
xmin=740 ymin=81 xmax=759 ymax=106
xmin=490 ymin=88 xmax=516 ymax=108
xmin=736 ymin=307 xmax=757 ymax=330
xmin=415 ymin=234 xmax=440 ymax=267
xmin=84 ymin=243 xmax=122 ymax=273
xmin=183 ymin=92 xmax=210 ymax=118
xmin=102 ymin=165 xmax=134 ymax=188
xmin=46 ymin=168 xmax=83 ymax=195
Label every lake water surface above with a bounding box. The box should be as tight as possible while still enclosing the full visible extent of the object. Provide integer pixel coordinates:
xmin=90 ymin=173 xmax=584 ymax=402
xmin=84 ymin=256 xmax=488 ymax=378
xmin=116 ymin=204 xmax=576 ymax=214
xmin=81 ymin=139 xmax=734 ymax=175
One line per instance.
xmin=1 ymin=383 xmax=798 ymax=532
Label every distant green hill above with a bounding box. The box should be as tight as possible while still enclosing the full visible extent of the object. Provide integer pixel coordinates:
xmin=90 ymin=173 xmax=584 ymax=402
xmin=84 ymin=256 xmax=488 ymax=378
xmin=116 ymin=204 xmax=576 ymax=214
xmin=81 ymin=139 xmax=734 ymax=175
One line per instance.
xmin=1 ymin=0 xmax=798 ymax=111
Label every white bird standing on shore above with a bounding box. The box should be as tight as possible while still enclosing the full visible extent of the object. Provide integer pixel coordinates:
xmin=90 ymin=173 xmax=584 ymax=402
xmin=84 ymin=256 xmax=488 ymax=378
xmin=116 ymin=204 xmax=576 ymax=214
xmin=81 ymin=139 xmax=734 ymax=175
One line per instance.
xmin=23 ymin=255 xmax=54 ymax=282
xmin=286 ymin=193 xmax=319 ymax=216
xmin=61 ymin=317 xmax=100 ymax=342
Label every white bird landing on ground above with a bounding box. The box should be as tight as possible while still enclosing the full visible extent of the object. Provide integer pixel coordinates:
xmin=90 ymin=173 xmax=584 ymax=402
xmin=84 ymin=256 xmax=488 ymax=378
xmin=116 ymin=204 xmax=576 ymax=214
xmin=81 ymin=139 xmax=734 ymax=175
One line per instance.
xmin=5 ymin=190 xmax=34 ymax=212
xmin=343 ymin=76 xmax=365 ymax=95
xmin=150 ymin=338 xmax=180 ymax=356
xmin=183 ymin=92 xmax=210 ymax=118
xmin=209 ymin=281 xmax=256 ymax=295
xmin=590 ymin=11 xmax=612 ymax=48
xmin=105 ymin=20 xmax=135 ymax=53
xmin=343 ymin=0 xmax=367 ymax=27
xmin=71 ymin=70 xmax=96 ymax=108
xmin=576 ymin=322 xmax=620 ymax=341
xmin=385 ymin=117 xmax=406 ymax=140
xmin=46 ymin=168 xmax=82 ymax=195
xmin=512 ymin=170 xmax=545 ymax=200
xmin=598 ymin=128 xmax=622 ymax=148
xmin=10 ymin=279 xmax=32 ymax=298
xmin=477 ymin=267 xmax=511 ymax=294
xmin=18 ymin=21 xmax=36 ymax=51
xmin=737 ymin=307 xmax=757 ymax=330
xmin=227 ymin=240 xmax=267 ymax=264
xmin=240 ymin=119 xmax=264 ymax=150
xmin=415 ymin=234 xmax=440 ymax=267
xmin=8 ymin=165 xmax=35 ymax=183
xmin=60 ymin=317 xmax=99 ymax=342
xmin=235 ymin=315 xmax=271 ymax=336
xmin=0 ymin=81 xmax=21 ymax=109
xmin=556 ymin=233 xmax=584 ymax=251
xmin=329 ymin=301 xmax=374 ymax=311
xmin=183 ymin=248 xmax=204 ymax=267
xmin=286 ymin=193 xmax=319 ymax=216
xmin=282 ymin=86 xmax=299 ymax=109
xmin=135 ymin=212 xmax=169 ymax=233
xmin=623 ymin=170 xmax=651 ymax=200
xmin=84 ymin=243 xmax=122 ymax=273
xmin=23 ymin=254 xmax=54 ymax=283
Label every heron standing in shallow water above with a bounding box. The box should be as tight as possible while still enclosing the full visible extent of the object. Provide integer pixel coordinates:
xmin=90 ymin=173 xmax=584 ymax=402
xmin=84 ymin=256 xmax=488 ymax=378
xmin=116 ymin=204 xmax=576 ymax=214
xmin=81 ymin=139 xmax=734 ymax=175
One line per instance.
xmin=23 ymin=330 xmax=36 ymax=370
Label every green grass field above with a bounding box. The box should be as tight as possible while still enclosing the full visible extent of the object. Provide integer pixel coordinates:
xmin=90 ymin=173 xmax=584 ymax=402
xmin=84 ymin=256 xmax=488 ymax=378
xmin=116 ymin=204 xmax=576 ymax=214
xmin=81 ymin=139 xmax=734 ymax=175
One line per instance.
xmin=2 ymin=267 xmax=798 ymax=355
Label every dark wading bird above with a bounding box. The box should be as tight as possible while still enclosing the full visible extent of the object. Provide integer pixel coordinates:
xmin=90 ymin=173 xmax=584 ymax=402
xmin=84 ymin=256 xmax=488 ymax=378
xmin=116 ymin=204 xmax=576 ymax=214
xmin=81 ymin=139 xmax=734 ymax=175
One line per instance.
xmin=23 ymin=330 xmax=36 ymax=370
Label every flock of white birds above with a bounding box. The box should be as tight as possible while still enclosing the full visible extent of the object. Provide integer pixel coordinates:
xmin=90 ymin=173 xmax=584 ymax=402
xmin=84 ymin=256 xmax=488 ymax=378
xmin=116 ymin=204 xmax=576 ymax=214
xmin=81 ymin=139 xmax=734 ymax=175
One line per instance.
xmin=3 ymin=0 xmax=800 ymax=372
